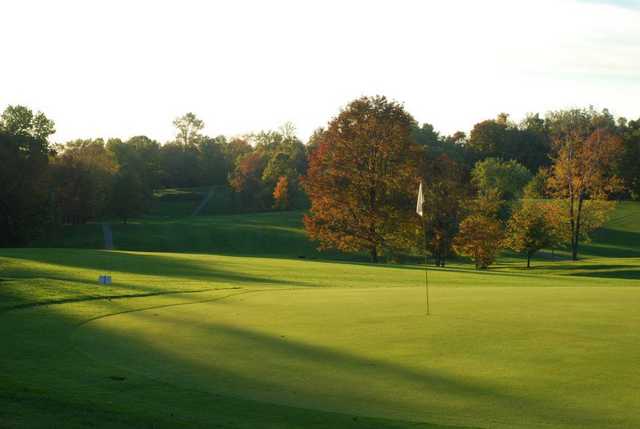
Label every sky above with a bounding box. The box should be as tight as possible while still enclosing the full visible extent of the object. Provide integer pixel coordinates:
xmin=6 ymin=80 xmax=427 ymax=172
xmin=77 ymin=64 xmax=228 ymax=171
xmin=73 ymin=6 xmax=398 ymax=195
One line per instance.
xmin=1 ymin=0 xmax=639 ymax=144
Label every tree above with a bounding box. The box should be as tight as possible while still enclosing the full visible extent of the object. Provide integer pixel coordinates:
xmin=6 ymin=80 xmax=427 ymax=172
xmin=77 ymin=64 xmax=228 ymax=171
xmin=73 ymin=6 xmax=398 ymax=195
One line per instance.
xmin=547 ymin=199 xmax=614 ymax=253
xmin=453 ymin=191 xmax=504 ymax=269
xmin=109 ymin=169 xmax=148 ymax=224
xmin=467 ymin=114 xmax=551 ymax=173
xmin=517 ymin=113 xmax=552 ymax=172
xmin=0 ymin=132 xmax=50 ymax=245
xmin=453 ymin=214 xmax=504 ymax=269
xmin=197 ymin=135 xmax=229 ymax=186
xmin=504 ymin=200 xmax=561 ymax=268
xmin=467 ymin=118 xmax=510 ymax=159
xmin=0 ymin=105 xmax=55 ymax=140
xmin=471 ymin=157 xmax=532 ymax=200
xmin=273 ymin=176 xmax=289 ymax=210
xmin=522 ymin=169 xmax=549 ymax=199
xmin=303 ymin=96 xmax=419 ymax=262
xmin=229 ymin=151 xmax=270 ymax=211
xmin=0 ymin=105 xmax=55 ymax=246
xmin=546 ymin=108 xmax=624 ymax=260
xmin=107 ymin=136 xmax=162 ymax=191
xmin=225 ymin=137 xmax=253 ymax=164
xmin=618 ymin=118 xmax=640 ymax=200
xmin=50 ymin=139 xmax=118 ymax=224
xmin=413 ymin=123 xmax=467 ymax=166
xmin=159 ymin=141 xmax=200 ymax=187
xmin=173 ymin=112 xmax=204 ymax=147
xmin=420 ymin=154 xmax=467 ymax=266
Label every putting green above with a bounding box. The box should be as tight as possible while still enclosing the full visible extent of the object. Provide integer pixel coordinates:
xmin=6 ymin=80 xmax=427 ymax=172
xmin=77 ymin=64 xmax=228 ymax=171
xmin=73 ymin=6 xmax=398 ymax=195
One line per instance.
xmin=72 ymin=285 xmax=640 ymax=429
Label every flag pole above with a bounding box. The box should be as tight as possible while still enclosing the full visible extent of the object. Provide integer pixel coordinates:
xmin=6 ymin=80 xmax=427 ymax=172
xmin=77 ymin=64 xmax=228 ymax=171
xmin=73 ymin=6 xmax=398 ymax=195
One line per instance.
xmin=423 ymin=215 xmax=430 ymax=316
xmin=417 ymin=181 xmax=430 ymax=316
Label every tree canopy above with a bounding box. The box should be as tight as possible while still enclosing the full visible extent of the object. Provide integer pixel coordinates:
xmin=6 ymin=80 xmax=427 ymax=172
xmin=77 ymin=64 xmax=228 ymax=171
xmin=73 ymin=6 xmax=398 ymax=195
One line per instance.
xmin=303 ymin=96 xmax=420 ymax=262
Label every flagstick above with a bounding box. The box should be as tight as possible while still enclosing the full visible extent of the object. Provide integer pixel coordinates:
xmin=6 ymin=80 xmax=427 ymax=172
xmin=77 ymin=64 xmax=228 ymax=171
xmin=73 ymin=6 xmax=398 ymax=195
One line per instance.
xmin=417 ymin=181 xmax=430 ymax=316
xmin=423 ymin=216 xmax=430 ymax=316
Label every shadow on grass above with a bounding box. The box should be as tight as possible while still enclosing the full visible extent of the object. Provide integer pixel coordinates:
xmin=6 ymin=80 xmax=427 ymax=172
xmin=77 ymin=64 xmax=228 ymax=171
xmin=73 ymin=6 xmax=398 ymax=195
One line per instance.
xmin=581 ymin=228 xmax=640 ymax=258
xmin=1 ymin=297 xmax=477 ymax=429
xmin=528 ymin=264 xmax=631 ymax=271
xmin=73 ymin=300 xmax=612 ymax=429
xmin=4 ymin=249 xmax=310 ymax=290
xmin=570 ymin=269 xmax=640 ymax=280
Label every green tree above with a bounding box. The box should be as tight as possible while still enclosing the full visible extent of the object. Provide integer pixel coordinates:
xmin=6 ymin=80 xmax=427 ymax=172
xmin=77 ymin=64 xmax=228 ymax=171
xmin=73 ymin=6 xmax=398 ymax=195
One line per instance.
xmin=173 ymin=112 xmax=204 ymax=147
xmin=504 ymin=200 xmax=560 ymax=268
xmin=109 ymin=169 xmax=148 ymax=224
xmin=50 ymin=139 xmax=118 ymax=224
xmin=420 ymin=154 xmax=467 ymax=267
xmin=0 ymin=105 xmax=55 ymax=140
xmin=413 ymin=123 xmax=466 ymax=166
xmin=522 ymin=169 xmax=549 ymax=199
xmin=0 ymin=132 xmax=50 ymax=245
xmin=159 ymin=141 xmax=200 ymax=187
xmin=618 ymin=118 xmax=640 ymax=200
xmin=471 ymin=157 xmax=532 ymax=200
xmin=107 ymin=136 xmax=162 ymax=191
xmin=467 ymin=113 xmax=551 ymax=173
xmin=197 ymin=135 xmax=229 ymax=186
xmin=0 ymin=105 xmax=55 ymax=245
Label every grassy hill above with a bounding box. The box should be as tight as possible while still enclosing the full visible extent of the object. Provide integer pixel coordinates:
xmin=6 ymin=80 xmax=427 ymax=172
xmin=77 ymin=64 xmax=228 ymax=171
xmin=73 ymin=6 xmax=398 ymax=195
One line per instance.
xmin=35 ymin=191 xmax=640 ymax=263
xmin=2 ymin=200 xmax=639 ymax=428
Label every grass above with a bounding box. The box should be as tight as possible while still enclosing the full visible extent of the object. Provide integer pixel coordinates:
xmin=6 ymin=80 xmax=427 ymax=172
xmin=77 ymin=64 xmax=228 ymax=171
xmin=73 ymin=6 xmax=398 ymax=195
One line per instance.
xmin=37 ymin=210 xmax=347 ymax=259
xmin=2 ymin=201 xmax=640 ymax=428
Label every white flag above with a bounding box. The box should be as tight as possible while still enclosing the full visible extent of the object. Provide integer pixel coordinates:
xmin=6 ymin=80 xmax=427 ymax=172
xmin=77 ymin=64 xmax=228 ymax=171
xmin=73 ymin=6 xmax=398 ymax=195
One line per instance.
xmin=416 ymin=182 xmax=424 ymax=217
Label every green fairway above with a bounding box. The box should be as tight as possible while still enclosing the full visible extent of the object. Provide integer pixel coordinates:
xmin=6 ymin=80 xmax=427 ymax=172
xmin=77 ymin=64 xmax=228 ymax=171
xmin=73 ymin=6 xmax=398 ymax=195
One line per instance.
xmin=2 ymin=203 xmax=640 ymax=428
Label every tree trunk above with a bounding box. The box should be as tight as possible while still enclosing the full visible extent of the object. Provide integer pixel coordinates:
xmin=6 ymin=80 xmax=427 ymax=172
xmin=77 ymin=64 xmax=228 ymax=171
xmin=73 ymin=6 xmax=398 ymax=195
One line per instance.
xmin=370 ymin=246 xmax=378 ymax=263
xmin=572 ymin=196 xmax=584 ymax=261
xmin=527 ymin=253 xmax=531 ymax=269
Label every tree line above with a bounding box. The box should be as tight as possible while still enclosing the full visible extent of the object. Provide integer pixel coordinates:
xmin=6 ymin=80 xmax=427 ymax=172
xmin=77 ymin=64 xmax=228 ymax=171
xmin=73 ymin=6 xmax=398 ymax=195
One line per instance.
xmin=0 ymin=106 xmax=311 ymax=246
xmin=1 ymin=99 xmax=638 ymax=266
xmin=304 ymin=96 xmax=635 ymax=265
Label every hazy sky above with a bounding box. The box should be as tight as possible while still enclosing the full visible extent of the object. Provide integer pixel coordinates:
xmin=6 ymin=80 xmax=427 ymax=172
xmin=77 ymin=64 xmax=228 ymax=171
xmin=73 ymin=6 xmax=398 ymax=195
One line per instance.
xmin=1 ymin=0 xmax=639 ymax=143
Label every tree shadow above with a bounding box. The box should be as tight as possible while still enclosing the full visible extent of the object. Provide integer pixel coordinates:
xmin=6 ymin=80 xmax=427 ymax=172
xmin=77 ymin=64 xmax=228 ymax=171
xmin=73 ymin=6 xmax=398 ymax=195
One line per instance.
xmin=1 ymin=249 xmax=314 ymax=289
xmin=1 ymin=295 xmax=476 ymax=429
xmin=73 ymin=301 xmax=613 ymax=429
xmin=570 ymin=269 xmax=640 ymax=280
xmin=529 ymin=264 xmax=631 ymax=271
xmin=581 ymin=228 xmax=640 ymax=258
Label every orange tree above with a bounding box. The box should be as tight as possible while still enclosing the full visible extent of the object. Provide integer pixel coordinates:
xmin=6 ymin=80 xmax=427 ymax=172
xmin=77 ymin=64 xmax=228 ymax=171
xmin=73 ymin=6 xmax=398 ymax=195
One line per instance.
xmin=303 ymin=96 xmax=420 ymax=262
xmin=272 ymin=176 xmax=289 ymax=210
xmin=546 ymin=108 xmax=624 ymax=260
xmin=453 ymin=191 xmax=504 ymax=269
xmin=453 ymin=214 xmax=504 ymax=269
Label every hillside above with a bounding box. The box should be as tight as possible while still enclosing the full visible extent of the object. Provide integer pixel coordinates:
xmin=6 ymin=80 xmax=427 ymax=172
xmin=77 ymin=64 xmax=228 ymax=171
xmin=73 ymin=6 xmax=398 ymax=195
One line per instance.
xmin=35 ymin=193 xmax=640 ymax=264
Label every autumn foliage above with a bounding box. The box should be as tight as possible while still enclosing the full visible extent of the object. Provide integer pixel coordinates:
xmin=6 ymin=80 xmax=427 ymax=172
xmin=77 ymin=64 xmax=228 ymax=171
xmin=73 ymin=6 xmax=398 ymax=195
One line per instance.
xmin=452 ymin=191 xmax=505 ymax=269
xmin=546 ymin=113 xmax=624 ymax=259
xmin=273 ymin=176 xmax=289 ymax=210
xmin=303 ymin=96 xmax=420 ymax=262
xmin=453 ymin=214 xmax=504 ymax=269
